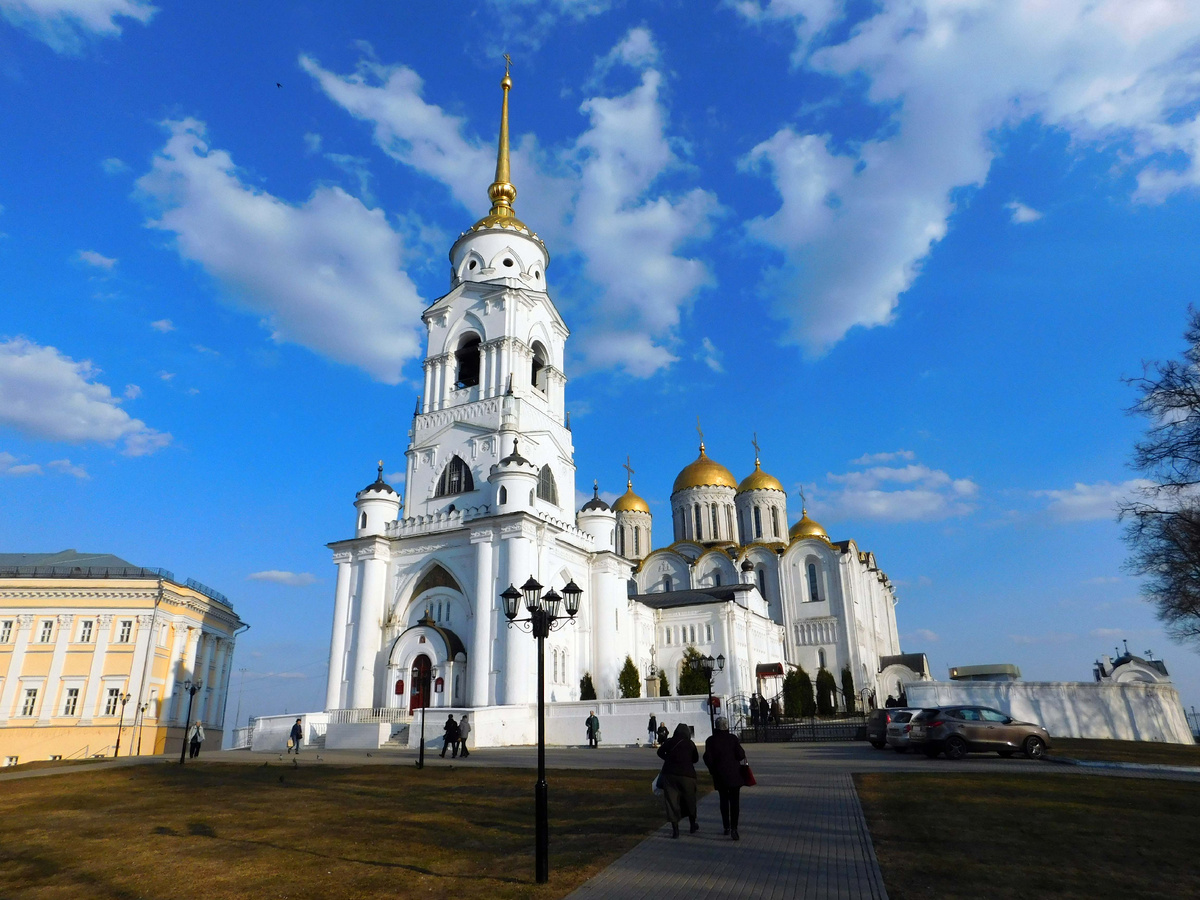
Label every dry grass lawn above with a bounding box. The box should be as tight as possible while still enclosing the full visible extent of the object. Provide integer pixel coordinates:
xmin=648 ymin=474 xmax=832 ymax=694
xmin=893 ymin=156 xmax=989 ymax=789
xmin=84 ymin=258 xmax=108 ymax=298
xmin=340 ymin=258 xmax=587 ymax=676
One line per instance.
xmin=1049 ymin=737 xmax=1200 ymax=766
xmin=0 ymin=762 xmax=670 ymax=899
xmin=856 ymin=772 xmax=1200 ymax=900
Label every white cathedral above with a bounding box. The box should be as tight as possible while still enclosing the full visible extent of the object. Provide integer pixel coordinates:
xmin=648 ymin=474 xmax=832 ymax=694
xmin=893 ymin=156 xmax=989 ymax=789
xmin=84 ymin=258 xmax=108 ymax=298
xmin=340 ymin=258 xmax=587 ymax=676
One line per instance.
xmin=322 ymin=70 xmax=923 ymax=732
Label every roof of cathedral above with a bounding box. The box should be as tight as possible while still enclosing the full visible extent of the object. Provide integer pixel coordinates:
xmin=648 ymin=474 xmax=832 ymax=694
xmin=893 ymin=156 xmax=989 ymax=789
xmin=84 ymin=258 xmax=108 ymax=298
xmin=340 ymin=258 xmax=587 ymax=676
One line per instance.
xmin=788 ymin=509 xmax=829 ymax=542
xmin=580 ymin=481 xmax=611 ymax=512
xmin=631 ymin=583 xmax=757 ymax=610
xmin=0 ymin=549 xmax=138 ymax=569
xmin=673 ymin=443 xmax=738 ymax=493
xmin=499 ymin=437 xmax=535 ymax=468
xmin=613 ymin=478 xmax=650 ymax=513
xmin=737 ymin=458 xmax=785 ymax=494
xmin=357 ymin=461 xmax=398 ymax=498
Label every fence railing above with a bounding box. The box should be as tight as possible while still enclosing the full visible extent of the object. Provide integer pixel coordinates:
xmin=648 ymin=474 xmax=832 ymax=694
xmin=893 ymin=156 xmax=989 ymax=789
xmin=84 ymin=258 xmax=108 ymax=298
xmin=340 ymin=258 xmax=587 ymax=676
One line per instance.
xmin=738 ymin=715 xmax=868 ymax=743
xmin=326 ymin=708 xmax=410 ymax=725
xmin=230 ymin=727 xmax=253 ymax=750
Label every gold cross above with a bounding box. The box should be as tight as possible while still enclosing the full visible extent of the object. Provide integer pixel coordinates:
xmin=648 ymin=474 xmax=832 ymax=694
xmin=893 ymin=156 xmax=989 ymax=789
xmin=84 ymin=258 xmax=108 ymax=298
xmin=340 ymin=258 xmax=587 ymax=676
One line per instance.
xmin=504 ymin=53 xmax=512 ymax=76
xmin=696 ymin=417 xmax=704 ymax=444
xmin=798 ymin=486 xmax=807 ymax=508
xmin=751 ymin=432 xmax=761 ymax=461
xmin=622 ymin=456 xmax=635 ymax=483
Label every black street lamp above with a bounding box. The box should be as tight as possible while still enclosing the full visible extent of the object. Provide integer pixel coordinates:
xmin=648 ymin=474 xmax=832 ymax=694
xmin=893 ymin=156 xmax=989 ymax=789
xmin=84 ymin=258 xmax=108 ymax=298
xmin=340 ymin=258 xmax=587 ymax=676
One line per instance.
xmin=135 ymin=701 xmax=149 ymax=756
xmin=178 ymin=680 xmax=203 ymax=765
xmin=416 ymin=664 xmax=438 ymax=769
xmin=501 ymin=575 xmax=582 ymax=885
xmin=113 ymin=692 xmax=131 ymax=757
xmin=688 ymin=653 xmax=725 ymax=733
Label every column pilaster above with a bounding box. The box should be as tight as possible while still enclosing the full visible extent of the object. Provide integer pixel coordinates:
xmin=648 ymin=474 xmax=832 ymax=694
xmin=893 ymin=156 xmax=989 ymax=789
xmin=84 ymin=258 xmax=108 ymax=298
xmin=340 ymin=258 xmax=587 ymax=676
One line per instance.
xmin=0 ymin=615 xmax=35 ymax=722
xmin=79 ymin=615 xmax=114 ymax=724
xmin=325 ymin=552 xmax=353 ymax=709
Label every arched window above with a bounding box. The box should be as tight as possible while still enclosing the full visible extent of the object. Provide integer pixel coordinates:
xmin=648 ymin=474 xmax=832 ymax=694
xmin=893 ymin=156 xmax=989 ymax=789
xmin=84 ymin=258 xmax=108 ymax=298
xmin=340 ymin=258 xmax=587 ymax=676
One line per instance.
xmin=754 ymin=507 xmax=763 ymax=540
xmin=756 ymin=568 xmax=765 ymax=592
xmin=712 ymin=571 xmax=722 ymax=587
xmin=633 ymin=527 xmax=640 ymax=555
xmin=537 ymin=465 xmax=558 ymax=504
xmin=663 ymin=575 xmax=672 ymax=592
xmin=770 ymin=506 xmax=780 ymax=538
xmin=726 ymin=506 xmax=734 ymax=540
xmin=618 ymin=527 xmax=626 ymax=557
xmin=530 ymin=342 xmax=548 ymax=392
xmin=454 ymin=333 xmax=481 ymax=388
xmin=552 ymin=649 xmax=559 ymax=682
xmin=739 ymin=510 xmax=747 ymax=542
xmin=818 ymin=648 xmax=827 ymax=669
xmin=498 ymin=485 xmax=508 ymax=505
xmin=807 ymin=563 xmax=820 ymax=602
xmin=434 ymin=456 xmax=474 ymax=496
xmin=359 ymin=512 xmax=367 ymax=529
xmin=664 ymin=627 xmax=671 ymax=645
xmin=711 ymin=505 xmax=720 ymax=539
xmin=705 ymin=624 xmax=713 ymax=642
xmin=694 ymin=504 xmax=702 ymax=540
xmin=689 ymin=625 xmax=696 ymax=644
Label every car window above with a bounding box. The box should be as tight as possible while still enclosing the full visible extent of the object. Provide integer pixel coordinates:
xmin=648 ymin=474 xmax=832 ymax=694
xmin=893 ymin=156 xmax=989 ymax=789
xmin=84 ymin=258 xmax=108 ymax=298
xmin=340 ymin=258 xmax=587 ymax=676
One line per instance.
xmin=980 ymin=709 xmax=1008 ymax=722
xmin=958 ymin=708 xmax=981 ymax=721
xmin=893 ymin=712 xmax=913 ymax=723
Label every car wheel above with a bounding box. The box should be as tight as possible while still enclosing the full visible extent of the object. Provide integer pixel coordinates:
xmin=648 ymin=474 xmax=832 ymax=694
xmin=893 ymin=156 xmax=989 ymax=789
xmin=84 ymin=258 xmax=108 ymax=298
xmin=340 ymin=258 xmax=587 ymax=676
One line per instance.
xmin=998 ymin=750 xmax=1014 ymax=758
xmin=943 ymin=736 xmax=968 ymax=760
xmin=1023 ymin=736 xmax=1046 ymax=760
xmin=870 ymin=740 xmax=887 ymax=750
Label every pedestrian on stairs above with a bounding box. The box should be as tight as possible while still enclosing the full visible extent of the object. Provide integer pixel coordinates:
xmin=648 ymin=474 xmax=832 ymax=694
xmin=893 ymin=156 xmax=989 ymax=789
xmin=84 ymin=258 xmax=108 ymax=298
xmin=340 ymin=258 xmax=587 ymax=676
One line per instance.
xmin=288 ymin=718 xmax=303 ymax=755
xmin=457 ymin=715 xmax=471 ymax=758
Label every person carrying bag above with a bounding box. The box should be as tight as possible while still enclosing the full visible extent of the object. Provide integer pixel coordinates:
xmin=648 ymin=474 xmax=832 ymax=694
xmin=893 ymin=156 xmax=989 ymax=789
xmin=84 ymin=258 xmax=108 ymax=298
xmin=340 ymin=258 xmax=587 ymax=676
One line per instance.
xmin=703 ymin=715 xmax=749 ymax=840
xmin=657 ymin=723 xmax=700 ymax=839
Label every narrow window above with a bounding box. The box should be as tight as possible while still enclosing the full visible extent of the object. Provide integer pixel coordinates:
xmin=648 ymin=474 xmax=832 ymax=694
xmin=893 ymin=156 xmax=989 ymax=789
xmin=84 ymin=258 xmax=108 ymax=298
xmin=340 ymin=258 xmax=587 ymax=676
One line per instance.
xmin=118 ymin=620 xmax=133 ymax=643
xmin=159 ymin=624 xmax=169 ymax=646
xmin=705 ymin=624 xmax=713 ymax=643
xmin=552 ymin=649 xmax=558 ymax=682
xmin=690 ymin=625 xmax=696 ymax=644
xmin=149 ymin=689 xmax=159 ymax=717
xmin=104 ymin=688 xmax=121 ymax=716
xmin=79 ymin=620 xmax=93 ymax=643
xmin=21 ymin=688 xmax=38 ymax=716
xmin=536 ymin=465 xmax=558 ymax=504
xmin=770 ymin=507 xmax=780 ymax=538
xmin=664 ymin=627 xmax=671 ymax=645
xmin=63 ymin=688 xmax=79 ymax=716
xmin=818 ymin=648 xmax=827 ymax=669
xmin=360 ymin=511 xmax=367 ymax=529
xmin=499 ymin=485 xmax=507 ymax=505
xmin=633 ymin=527 xmax=640 ymax=555
xmin=530 ymin=342 xmax=548 ymax=392
xmin=663 ymin=575 xmax=672 ymax=592
xmin=694 ymin=504 xmax=702 ymax=540
xmin=713 ymin=571 xmax=722 ymax=587
xmin=1 ymin=620 xmax=13 ymax=642
xmin=711 ymin=505 xmax=720 ymax=539
xmin=39 ymin=620 xmax=53 ymax=643
xmin=726 ymin=506 xmax=734 ymax=540
xmin=754 ymin=507 xmax=763 ymax=540
xmin=454 ymin=334 xmax=481 ymax=388
xmin=756 ymin=568 xmax=765 ymax=592
xmin=807 ymin=563 xmax=820 ymax=602
xmin=619 ymin=528 xmax=626 ymax=557
xmin=434 ymin=456 xmax=475 ymax=496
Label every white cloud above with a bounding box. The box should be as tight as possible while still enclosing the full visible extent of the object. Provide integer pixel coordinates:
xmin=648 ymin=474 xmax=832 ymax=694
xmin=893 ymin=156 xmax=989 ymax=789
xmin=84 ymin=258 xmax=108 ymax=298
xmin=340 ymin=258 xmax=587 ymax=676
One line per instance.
xmin=149 ymin=319 xmax=174 ymax=333
xmin=157 ymin=371 xmax=174 ymax=381
xmin=248 ymin=570 xmax=317 ymax=587
xmin=819 ymin=461 xmax=977 ymax=522
xmin=302 ymin=32 xmax=718 ymax=377
xmin=1090 ymin=627 xmax=1127 ymax=640
xmin=0 ymin=337 xmax=170 ymax=455
xmin=591 ymin=25 xmax=660 ymax=85
xmin=0 ymin=451 xmax=41 ymax=476
xmin=851 ymin=450 xmax=915 ymax=466
xmin=136 ymin=118 xmax=426 ymax=384
xmin=696 ymin=336 xmax=724 ymax=373
xmin=0 ymin=0 xmax=155 ymax=52
xmin=384 ymin=471 xmax=405 ymax=484
xmin=47 ymin=458 xmax=88 ymax=479
xmin=101 ymin=157 xmax=129 ymax=175
xmin=1084 ymin=575 xmax=1122 ymax=585
xmin=737 ymin=1 xmax=1200 ymax=354
xmin=76 ymin=249 xmax=117 ymax=269
xmin=575 ymin=485 xmax=621 ymax=510
xmin=303 ymin=132 xmax=322 ymax=155
xmin=1005 ymin=200 xmax=1042 ymax=224
xmin=906 ymin=628 xmax=939 ymax=643
xmin=1034 ymin=479 xmax=1152 ymax=522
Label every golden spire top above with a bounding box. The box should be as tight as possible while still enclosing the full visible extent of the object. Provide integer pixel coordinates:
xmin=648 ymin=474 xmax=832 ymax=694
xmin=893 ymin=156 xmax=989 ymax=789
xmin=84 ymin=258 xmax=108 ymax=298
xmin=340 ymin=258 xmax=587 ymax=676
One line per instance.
xmin=623 ymin=455 xmax=635 ymax=489
xmin=487 ymin=55 xmax=517 ymax=220
xmin=751 ymin=432 xmax=761 ymax=468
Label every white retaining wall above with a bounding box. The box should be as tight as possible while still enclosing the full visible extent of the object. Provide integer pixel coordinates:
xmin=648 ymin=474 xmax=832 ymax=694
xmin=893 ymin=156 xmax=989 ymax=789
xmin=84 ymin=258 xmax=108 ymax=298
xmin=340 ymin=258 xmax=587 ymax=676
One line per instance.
xmin=248 ymin=712 xmax=329 ymax=752
xmin=326 ymin=722 xmax=391 ymax=750
xmin=905 ymin=680 xmax=1193 ymax=744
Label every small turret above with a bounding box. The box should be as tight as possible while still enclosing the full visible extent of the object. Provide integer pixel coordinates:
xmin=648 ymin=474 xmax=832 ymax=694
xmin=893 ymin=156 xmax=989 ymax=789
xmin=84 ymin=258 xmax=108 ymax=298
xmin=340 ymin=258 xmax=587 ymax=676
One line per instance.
xmin=488 ymin=436 xmax=540 ymax=512
xmin=577 ymin=480 xmax=616 ymax=549
xmin=354 ymin=461 xmax=401 ymax=537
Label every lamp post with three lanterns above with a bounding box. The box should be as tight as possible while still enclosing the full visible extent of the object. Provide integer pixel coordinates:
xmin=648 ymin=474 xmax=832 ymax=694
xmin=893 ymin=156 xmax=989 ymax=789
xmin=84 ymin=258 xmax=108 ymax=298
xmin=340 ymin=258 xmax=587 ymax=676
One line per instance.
xmin=688 ymin=653 xmax=725 ymax=733
xmin=501 ymin=575 xmax=583 ymax=885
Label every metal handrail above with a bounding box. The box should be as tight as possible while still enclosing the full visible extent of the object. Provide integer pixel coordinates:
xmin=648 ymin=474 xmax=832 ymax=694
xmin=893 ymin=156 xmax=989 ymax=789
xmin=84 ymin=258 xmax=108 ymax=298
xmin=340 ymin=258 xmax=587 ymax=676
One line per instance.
xmin=0 ymin=565 xmax=175 ymax=580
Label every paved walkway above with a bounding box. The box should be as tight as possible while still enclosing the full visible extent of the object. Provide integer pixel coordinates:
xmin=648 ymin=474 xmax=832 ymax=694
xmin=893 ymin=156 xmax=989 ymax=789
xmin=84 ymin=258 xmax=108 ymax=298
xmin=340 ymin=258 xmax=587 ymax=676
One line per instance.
xmin=569 ymin=772 xmax=887 ymax=900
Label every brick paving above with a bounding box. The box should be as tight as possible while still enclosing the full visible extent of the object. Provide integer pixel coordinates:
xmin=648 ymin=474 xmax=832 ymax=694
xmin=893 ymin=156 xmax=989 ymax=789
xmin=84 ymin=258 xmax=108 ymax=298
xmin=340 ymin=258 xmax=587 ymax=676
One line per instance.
xmin=568 ymin=772 xmax=887 ymax=900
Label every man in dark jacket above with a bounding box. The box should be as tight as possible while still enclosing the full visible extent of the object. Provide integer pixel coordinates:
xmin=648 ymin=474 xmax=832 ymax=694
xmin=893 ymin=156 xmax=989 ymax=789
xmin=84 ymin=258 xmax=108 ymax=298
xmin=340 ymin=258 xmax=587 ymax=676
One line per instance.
xmin=657 ymin=722 xmax=700 ymax=838
xmin=647 ymin=714 xmax=657 ymax=746
xmin=440 ymin=714 xmax=460 ymax=758
xmin=703 ymin=715 xmax=748 ymax=840
xmin=288 ymin=718 xmax=303 ymax=755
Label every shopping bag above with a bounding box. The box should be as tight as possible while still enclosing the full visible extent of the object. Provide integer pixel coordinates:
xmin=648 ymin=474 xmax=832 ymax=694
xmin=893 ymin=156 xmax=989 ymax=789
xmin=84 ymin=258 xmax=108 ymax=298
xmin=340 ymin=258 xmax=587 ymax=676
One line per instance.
xmin=652 ymin=774 xmax=664 ymax=796
xmin=741 ymin=763 xmax=757 ymax=787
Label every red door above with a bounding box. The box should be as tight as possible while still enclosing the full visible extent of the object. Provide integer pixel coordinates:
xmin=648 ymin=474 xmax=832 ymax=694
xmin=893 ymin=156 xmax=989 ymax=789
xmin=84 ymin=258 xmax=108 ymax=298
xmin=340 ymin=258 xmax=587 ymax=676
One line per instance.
xmin=410 ymin=655 xmax=431 ymax=713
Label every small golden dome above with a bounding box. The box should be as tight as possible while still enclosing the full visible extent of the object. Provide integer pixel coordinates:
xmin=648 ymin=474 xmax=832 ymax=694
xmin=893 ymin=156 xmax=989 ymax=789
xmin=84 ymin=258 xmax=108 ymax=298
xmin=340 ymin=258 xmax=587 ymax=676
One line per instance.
xmin=613 ymin=481 xmax=651 ymax=514
xmin=737 ymin=460 xmax=785 ymax=494
xmin=789 ymin=508 xmax=829 ymax=542
xmin=673 ymin=443 xmax=738 ymax=493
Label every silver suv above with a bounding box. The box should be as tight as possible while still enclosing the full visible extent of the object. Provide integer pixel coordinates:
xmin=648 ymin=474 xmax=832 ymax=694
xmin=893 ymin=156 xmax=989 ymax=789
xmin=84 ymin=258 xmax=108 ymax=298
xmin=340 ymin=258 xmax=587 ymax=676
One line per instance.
xmin=907 ymin=706 xmax=1051 ymax=760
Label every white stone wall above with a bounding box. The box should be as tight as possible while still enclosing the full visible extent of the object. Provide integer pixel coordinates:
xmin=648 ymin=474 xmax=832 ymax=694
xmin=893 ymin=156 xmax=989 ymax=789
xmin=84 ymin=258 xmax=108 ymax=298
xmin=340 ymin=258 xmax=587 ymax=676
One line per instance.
xmin=905 ymin=680 xmax=1194 ymax=745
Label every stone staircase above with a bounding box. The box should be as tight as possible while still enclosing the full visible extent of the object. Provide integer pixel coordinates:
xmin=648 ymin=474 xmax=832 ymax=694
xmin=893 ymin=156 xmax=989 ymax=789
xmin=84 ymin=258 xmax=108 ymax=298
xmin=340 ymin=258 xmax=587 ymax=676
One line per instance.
xmin=383 ymin=724 xmax=410 ymax=748
xmin=308 ymin=733 xmax=326 ymax=751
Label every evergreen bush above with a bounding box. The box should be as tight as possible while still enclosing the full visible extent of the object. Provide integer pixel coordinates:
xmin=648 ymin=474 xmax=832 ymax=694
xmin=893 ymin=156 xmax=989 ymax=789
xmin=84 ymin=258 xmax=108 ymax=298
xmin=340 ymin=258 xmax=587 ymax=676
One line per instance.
xmin=815 ymin=667 xmax=837 ymax=716
xmin=579 ymin=671 xmax=597 ymax=701
xmin=841 ymin=665 xmax=857 ymax=714
xmin=617 ymin=656 xmax=641 ymax=698
xmin=676 ymin=646 xmax=711 ymax=695
xmin=658 ymin=670 xmax=670 ymax=697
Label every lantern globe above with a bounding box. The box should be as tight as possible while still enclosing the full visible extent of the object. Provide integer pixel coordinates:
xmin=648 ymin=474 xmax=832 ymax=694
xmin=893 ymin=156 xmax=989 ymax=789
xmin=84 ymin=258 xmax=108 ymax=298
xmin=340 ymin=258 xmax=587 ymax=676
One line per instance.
xmin=562 ymin=580 xmax=583 ymax=617
xmin=521 ymin=576 xmax=543 ymax=612
xmin=501 ymin=584 xmax=522 ymax=620
xmin=543 ymin=587 xmax=562 ymax=619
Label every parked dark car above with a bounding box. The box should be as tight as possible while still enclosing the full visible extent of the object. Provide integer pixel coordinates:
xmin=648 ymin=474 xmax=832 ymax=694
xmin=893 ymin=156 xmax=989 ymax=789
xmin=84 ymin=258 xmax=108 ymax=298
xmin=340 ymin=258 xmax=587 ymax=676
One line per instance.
xmin=907 ymin=706 xmax=1051 ymax=760
xmin=867 ymin=707 xmax=918 ymax=749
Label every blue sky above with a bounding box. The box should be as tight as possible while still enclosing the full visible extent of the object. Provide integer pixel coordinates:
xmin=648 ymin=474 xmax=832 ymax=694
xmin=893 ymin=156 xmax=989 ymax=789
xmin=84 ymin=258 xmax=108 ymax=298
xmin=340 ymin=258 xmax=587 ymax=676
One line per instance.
xmin=3 ymin=0 xmax=1200 ymax=728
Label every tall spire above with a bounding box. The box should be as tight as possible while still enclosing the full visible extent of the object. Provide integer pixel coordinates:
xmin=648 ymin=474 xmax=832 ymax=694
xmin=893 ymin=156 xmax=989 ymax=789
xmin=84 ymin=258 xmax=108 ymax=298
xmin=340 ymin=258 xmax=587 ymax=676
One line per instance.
xmin=486 ymin=55 xmax=517 ymax=220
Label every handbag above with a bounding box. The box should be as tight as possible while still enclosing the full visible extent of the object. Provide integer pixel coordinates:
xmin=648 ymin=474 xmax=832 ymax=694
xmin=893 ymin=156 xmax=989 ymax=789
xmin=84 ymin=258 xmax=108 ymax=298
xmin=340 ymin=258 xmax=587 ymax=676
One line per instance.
xmin=652 ymin=774 xmax=664 ymax=796
xmin=741 ymin=763 xmax=757 ymax=787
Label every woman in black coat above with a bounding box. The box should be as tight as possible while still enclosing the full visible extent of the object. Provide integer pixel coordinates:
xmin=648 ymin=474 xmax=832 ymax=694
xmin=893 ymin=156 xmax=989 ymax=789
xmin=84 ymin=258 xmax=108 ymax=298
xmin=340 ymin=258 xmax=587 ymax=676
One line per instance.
xmin=702 ymin=715 xmax=747 ymax=840
xmin=657 ymin=722 xmax=700 ymax=838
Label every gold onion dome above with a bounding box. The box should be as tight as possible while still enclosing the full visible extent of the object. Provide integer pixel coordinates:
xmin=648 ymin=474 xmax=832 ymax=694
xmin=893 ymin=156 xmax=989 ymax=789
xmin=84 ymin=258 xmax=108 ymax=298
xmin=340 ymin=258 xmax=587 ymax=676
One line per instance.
xmin=613 ymin=479 xmax=651 ymax=514
xmin=789 ymin=508 xmax=829 ymax=542
xmin=737 ymin=459 xmax=785 ymax=494
xmin=673 ymin=443 xmax=738 ymax=493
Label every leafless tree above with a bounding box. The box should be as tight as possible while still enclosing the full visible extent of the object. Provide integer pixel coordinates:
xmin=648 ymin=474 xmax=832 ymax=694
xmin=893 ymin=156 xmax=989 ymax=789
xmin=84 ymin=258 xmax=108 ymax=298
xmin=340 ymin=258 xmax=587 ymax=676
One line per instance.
xmin=1121 ymin=307 xmax=1200 ymax=646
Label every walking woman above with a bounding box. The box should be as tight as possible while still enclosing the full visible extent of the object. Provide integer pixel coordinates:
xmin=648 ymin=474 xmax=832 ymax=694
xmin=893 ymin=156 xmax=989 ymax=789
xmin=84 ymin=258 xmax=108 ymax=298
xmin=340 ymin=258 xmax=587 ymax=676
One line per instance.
xmin=703 ymin=715 xmax=747 ymax=840
xmin=657 ymin=722 xmax=699 ymax=838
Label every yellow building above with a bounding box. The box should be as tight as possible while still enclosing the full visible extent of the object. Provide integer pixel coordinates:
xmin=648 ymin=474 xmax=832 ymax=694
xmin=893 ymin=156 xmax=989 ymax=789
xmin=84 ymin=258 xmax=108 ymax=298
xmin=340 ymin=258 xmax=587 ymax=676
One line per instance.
xmin=0 ymin=550 xmax=247 ymax=765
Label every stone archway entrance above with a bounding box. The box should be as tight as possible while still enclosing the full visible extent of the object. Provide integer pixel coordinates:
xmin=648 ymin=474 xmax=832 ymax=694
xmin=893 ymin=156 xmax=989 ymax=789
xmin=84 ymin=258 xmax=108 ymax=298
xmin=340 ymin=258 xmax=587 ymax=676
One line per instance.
xmin=410 ymin=654 xmax=432 ymax=713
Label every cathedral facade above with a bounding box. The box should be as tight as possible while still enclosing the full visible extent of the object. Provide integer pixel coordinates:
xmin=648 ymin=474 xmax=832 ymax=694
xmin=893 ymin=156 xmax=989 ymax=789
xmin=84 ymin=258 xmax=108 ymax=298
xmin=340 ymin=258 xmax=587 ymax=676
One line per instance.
xmin=323 ymin=71 xmax=915 ymax=725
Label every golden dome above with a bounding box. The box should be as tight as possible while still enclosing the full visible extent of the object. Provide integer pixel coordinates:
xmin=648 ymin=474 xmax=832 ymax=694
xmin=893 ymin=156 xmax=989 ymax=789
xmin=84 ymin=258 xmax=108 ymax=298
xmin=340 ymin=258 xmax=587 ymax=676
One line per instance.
xmin=737 ymin=460 xmax=785 ymax=494
xmin=613 ymin=479 xmax=650 ymax=514
xmin=789 ymin=508 xmax=829 ymax=542
xmin=673 ymin=443 xmax=738 ymax=493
